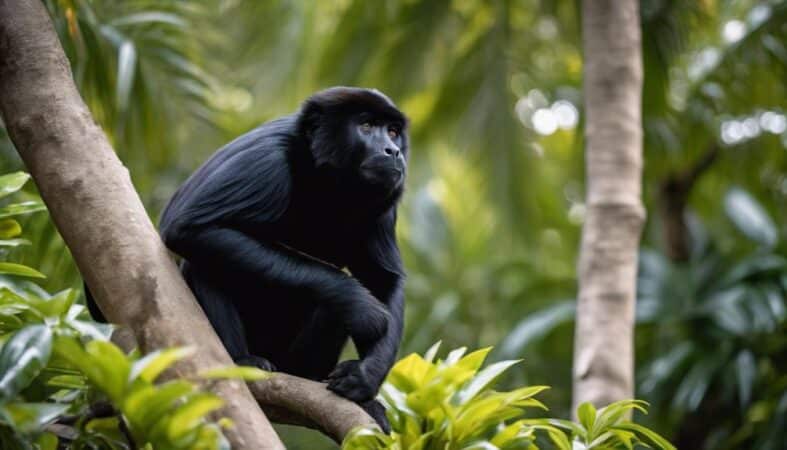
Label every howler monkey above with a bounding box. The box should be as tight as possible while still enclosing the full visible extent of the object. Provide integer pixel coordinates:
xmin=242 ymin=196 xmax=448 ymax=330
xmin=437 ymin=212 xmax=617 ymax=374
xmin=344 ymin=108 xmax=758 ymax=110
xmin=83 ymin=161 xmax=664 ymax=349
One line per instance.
xmin=89 ymin=87 xmax=408 ymax=429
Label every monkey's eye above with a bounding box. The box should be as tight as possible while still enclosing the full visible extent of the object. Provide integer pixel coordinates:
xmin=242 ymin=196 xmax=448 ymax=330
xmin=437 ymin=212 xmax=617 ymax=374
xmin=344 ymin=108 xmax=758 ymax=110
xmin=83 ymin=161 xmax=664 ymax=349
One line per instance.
xmin=387 ymin=127 xmax=399 ymax=139
xmin=360 ymin=122 xmax=372 ymax=133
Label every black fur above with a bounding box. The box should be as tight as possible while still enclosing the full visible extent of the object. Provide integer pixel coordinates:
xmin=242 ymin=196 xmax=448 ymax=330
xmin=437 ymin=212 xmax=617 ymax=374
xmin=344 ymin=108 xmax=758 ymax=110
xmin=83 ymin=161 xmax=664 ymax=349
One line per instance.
xmin=88 ymin=87 xmax=408 ymax=431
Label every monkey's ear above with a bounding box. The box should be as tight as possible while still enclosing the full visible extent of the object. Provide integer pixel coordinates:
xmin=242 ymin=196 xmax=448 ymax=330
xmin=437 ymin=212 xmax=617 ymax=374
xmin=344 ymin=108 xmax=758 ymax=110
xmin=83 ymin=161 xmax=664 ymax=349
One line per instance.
xmin=296 ymin=99 xmax=323 ymax=142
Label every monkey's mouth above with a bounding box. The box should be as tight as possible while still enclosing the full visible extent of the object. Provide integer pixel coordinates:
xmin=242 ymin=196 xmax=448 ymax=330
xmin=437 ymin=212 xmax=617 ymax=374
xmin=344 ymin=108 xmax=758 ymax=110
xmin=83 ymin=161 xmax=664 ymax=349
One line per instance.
xmin=360 ymin=164 xmax=404 ymax=191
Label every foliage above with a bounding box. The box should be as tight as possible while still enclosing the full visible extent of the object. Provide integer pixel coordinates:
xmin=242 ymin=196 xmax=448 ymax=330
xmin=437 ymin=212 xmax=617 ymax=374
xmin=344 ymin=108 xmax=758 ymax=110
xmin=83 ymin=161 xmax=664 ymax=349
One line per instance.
xmin=636 ymin=187 xmax=787 ymax=450
xmin=0 ymin=173 xmax=269 ymax=450
xmin=342 ymin=343 xmax=674 ymax=450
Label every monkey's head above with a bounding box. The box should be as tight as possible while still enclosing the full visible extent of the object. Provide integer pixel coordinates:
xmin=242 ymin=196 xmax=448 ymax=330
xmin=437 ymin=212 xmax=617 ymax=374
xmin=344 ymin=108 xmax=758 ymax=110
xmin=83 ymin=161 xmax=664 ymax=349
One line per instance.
xmin=297 ymin=87 xmax=409 ymax=205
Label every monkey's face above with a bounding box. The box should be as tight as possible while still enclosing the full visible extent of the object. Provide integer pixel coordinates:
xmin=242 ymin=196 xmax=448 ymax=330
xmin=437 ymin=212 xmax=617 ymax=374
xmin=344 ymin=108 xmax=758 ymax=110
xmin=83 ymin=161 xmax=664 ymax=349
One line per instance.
xmin=351 ymin=115 xmax=407 ymax=195
xmin=299 ymin=87 xmax=409 ymax=204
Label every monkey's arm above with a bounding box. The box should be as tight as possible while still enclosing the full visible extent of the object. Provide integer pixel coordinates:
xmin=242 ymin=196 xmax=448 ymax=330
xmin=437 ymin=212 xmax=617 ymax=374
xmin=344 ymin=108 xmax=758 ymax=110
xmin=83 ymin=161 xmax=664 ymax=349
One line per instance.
xmin=328 ymin=210 xmax=405 ymax=399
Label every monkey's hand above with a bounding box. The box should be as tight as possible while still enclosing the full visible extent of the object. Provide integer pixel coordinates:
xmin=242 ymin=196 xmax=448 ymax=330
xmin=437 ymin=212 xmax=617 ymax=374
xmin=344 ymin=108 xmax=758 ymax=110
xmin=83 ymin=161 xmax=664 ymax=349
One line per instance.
xmin=235 ymin=355 xmax=277 ymax=372
xmin=326 ymin=360 xmax=377 ymax=402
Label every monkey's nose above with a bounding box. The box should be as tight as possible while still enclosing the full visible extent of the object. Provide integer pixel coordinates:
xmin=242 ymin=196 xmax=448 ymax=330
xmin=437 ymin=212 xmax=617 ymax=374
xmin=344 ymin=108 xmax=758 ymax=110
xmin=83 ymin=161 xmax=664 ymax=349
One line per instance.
xmin=384 ymin=148 xmax=401 ymax=158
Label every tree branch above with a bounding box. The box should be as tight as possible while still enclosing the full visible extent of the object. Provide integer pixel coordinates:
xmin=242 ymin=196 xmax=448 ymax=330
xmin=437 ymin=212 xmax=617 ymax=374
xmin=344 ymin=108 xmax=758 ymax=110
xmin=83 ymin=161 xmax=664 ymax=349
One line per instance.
xmin=658 ymin=143 xmax=721 ymax=261
xmin=251 ymin=374 xmax=378 ymax=444
xmin=114 ymin=326 xmax=377 ymax=444
xmin=0 ymin=1 xmax=283 ymax=448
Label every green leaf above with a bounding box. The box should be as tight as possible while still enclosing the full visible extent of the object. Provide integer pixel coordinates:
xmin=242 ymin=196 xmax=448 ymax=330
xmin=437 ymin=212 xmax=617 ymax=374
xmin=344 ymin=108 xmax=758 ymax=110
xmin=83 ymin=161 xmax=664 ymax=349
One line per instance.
xmin=734 ymin=350 xmax=756 ymax=407
xmin=0 ymin=263 xmax=45 ymax=279
xmin=0 ymin=172 xmax=31 ymax=199
xmin=444 ymin=347 xmax=467 ymax=365
xmin=35 ymin=431 xmax=59 ymax=450
xmin=423 ymin=341 xmax=441 ymax=363
xmin=0 ymin=201 xmax=47 ymax=219
xmin=577 ymin=402 xmax=597 ymax=433
xmin=724 ymin=187 xmax=778 ymax=247
xmin=130 ymin=347 xmax=195 ymax=383
xmin=199 ymin=365 xmax=273 ymax=381
xmin=34 ymin=289 xmax=77 ymax=318
xmin=455 ymin=359 xmax=521 ymax=404
xmin=592 ymin=400 xmax=648 ymax=436
xmin=0 ymin=239 xmax=31 ymax=248
xmin=84 ymin=340 xmax=131 ymax=402
xmin=0 ymin=325 xmax=53 ymax=401
xmin=123 ymin=380 xmax=195 ymax=432
xmin=166 ymin=393 xmax=224 ymax=441
xmin=0 ymin=219 xmax=22 ymax=239
xmin=612 ymin=423 xmax=676 ymax=450
xmin=0 ymin=402 xmax=68 ymax=433
xmin=499 ymin=301 xmax=575 ymax=357
xmin=116 ymin=40 xmax=137 ymax=110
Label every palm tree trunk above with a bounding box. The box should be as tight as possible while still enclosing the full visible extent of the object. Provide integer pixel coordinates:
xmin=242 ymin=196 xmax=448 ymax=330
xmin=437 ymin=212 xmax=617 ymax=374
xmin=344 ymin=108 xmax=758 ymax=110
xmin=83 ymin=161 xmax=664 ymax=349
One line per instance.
xmin=572 ymin=0 xmax=645 ymax=412
xmin=0 ymin=1 xmax=285 ymax=448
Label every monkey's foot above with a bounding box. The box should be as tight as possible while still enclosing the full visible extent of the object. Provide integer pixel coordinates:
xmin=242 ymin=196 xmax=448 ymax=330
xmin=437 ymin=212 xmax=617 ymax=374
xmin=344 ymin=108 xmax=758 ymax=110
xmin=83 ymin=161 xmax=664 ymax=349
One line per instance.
xmin=326 ymin=360 xmax=376 ymax=402
xmin=235 ymin=355 xmax=277 ymax=372
xmin=359 ymin=399 xmax=391 ymax=434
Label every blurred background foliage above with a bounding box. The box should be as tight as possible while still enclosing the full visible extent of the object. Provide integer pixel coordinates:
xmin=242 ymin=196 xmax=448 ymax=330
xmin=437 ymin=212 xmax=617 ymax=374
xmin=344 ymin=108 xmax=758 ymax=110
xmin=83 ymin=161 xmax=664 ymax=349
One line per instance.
xmin=0 ymin=0 xmax=784 ymax=448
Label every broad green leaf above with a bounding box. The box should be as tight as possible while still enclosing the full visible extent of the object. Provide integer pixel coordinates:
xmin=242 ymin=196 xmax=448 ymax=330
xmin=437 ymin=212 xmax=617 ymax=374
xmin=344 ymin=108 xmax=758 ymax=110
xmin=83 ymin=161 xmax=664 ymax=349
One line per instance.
xmin=124 ymin=380 xmax=195 ymax=432
xmin=0 ymin=325 xmax=53 ymax=401
xmin=0 ymin=402 xmax=68 ymax=433
xmin=84 ymin=340 xmax=131 ymax=402
xmin=0 ymin=263 xmax=45 ymax=279
xmin=0 ymin=201 xmax=47 ymax=219
xmin=47 ymin=374 xmax=87 ymax=389
xmin=724 ymin=187 xmax=778 ymax=247
xmin=456 ymin=347 xmax=492 ymax=373
xmin=34 ymin=289 xmax=77 ymax=318
xmin=0 ymin=172 xmax=31 ymax=199
xmin=199 ymin=365 xmax=273 ymax=381
xmin=388 ymin=353 xmax=434 ymax=392
xmin=166 ymin=393 xmax=224 ymax=441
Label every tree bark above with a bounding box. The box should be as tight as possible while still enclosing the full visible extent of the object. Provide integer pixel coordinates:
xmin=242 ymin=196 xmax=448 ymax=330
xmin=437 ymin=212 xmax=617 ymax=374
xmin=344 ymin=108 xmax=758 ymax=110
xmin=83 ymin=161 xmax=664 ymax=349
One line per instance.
xmin=572 ymin=0 xmax=645 ymax=412
xmin=658 ymin=144 xmax=720 ymax=262
xmin=0 ymin=1 xmax=285 ymax=448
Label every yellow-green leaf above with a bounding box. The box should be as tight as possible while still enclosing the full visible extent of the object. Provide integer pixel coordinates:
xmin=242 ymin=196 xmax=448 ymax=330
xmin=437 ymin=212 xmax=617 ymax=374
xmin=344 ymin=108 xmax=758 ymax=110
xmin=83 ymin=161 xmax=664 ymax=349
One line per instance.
xmin=0 ymin=262 xmax=45 ymax=278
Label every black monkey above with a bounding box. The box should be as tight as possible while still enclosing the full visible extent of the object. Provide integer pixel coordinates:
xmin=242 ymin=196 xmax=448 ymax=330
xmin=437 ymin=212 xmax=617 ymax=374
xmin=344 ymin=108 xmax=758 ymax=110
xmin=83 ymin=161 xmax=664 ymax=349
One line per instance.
xmin=88 ymin=87 xmax=408 ymax=429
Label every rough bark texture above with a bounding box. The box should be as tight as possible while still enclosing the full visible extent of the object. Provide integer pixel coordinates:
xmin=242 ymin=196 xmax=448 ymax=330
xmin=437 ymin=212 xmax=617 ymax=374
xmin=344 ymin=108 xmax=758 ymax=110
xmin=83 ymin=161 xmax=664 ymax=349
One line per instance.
xmin=251 ymin=374 xmax=378 ymax=444
xmin=572 ymin=0 xmax=645 ymax=412
xmin=0 ymin=1 xmax=286 ymax=448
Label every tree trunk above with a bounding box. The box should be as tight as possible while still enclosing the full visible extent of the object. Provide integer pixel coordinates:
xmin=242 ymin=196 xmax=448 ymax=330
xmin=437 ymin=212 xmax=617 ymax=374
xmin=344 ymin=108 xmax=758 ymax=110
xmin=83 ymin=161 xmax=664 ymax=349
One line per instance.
xmin=0 ymin=1 xmax=284 ymax=448
xmin=572 ymin=0 xmax=645 ymax=412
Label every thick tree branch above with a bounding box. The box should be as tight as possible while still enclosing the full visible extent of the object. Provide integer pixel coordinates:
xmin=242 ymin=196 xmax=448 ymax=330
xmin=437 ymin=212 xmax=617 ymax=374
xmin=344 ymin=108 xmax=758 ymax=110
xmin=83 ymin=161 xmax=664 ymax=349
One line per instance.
xmin=0 ymin=1 xmax=283 ymax=448
xmin=251 ymin=374 xmax=378 ymax=444
xmin=658 ymin=143 xmax=720 ymax=262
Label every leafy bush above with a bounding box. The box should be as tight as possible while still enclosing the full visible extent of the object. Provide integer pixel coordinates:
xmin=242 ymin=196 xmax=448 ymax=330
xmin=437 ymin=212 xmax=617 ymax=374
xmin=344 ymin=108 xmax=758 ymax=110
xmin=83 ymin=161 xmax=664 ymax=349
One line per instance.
xmin=636 ymin=187 xmax=787 ymax=449
xmin=0 ymin=172 xmax=268 ymax=450
xmin=343 ymin=342 xmax=674 ymax=450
